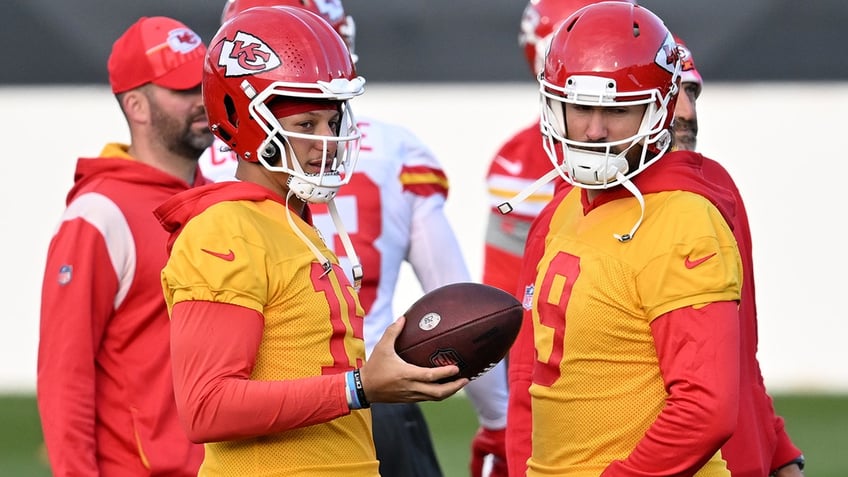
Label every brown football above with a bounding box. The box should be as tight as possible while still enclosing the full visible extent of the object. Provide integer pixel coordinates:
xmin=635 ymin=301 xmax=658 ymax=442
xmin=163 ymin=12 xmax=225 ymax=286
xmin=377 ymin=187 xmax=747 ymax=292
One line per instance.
xmin=395 ymin=282 xmax=523 ymax=381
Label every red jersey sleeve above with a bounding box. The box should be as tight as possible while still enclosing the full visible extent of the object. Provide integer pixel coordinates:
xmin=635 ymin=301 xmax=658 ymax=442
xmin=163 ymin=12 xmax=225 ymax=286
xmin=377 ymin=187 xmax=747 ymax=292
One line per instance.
xmin=603 ymin=302 xmax=740 ymax=477
xmin=170 ymin=300 xmax=352 ymax=443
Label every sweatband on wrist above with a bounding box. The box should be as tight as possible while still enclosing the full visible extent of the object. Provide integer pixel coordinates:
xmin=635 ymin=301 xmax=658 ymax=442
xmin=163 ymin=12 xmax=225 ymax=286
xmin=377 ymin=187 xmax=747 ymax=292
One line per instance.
xmin=353 ymin=368 xmax=370 ymax=408
xmin=345 ymin=371 xmax=363 ymax=410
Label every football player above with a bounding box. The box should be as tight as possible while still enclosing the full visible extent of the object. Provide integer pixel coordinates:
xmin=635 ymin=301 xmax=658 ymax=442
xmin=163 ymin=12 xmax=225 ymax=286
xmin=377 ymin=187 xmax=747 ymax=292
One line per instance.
xmin=160 ymin=7 xmax=468 ymax=475
xmin=503 ymin=2 xmax=804 ymax=476
xmin=202 ymin=2 xmax=510 ymax=476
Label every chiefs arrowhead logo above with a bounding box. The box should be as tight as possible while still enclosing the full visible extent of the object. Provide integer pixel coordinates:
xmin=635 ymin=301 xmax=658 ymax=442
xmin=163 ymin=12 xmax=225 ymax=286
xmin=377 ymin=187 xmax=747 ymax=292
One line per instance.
xmin=166 ymin=28 xmax=202 ymax=54
xmin=218 ymin=31 xmax=281 ymax=77
xmin=655 ymin=31 xmax=680 ymax=76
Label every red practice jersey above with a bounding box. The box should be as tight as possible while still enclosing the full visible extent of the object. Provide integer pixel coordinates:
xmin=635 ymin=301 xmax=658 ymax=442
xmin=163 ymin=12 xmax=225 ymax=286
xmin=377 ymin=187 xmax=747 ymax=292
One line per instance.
xmin=700 ymin=161 xmax=803 ymax=475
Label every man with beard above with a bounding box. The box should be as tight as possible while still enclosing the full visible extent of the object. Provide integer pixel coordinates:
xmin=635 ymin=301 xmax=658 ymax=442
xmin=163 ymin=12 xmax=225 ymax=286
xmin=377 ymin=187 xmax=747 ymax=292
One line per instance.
xmin=671 ymin=37 xmax=806 ymax=477
xmin=671 ymin=36 xmax=702 ymax=152
xmin=37 ymin=16 xmax=211 ymax=476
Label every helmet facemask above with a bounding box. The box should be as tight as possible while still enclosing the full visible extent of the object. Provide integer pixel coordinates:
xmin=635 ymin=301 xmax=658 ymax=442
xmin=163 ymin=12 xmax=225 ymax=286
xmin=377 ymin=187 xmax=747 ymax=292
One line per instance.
xmin=539 ymin=72 xmax=676 ymax=190
xmin=244 ymin=78 xmax=364 ymax=204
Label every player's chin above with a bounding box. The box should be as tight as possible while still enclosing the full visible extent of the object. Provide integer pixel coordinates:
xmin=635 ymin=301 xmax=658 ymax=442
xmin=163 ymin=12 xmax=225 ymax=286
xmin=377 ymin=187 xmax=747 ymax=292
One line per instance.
xmin=188 ymin=131 xmax=215 ymax=151
xmin=674 ymin=133 xmax=697 ymax=152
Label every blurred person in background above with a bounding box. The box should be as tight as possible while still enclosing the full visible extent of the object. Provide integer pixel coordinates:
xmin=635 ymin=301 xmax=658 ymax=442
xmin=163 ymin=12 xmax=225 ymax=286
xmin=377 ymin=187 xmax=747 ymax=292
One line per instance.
xmin=200 ymin=2 xmax=510 ymax=476
xmin=673 ymin=36 xmax=806 ymax=477
xmin=37 ymin=16 xmax=210 ymax=476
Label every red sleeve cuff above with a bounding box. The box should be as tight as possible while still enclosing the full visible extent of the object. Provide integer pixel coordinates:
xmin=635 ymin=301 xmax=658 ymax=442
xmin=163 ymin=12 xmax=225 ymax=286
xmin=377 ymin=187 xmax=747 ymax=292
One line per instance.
xmin=770 ymin=420 xmax=803 ymax=473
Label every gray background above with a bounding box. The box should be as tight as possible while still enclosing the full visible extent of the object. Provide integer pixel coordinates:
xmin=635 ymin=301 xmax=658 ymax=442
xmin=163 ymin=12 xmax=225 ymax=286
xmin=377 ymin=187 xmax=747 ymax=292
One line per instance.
xmin=3 ymin=0 xmax=847 ymax=86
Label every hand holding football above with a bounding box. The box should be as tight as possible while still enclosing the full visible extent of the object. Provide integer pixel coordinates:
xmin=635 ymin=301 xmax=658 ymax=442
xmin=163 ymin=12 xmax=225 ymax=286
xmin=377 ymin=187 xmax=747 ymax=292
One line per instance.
xmin=395 ymin=282 xmax=522 ymax=381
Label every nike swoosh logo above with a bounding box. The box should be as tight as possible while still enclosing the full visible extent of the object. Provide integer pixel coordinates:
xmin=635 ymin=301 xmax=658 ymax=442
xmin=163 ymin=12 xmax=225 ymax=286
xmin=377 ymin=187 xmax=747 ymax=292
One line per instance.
xmin=202 ymin=248 xmax=235 ymax=261
xmin=494 ymin=155 xmax=522 ymax=176
xmin=684 ymin=253 xmax=716 ymax=269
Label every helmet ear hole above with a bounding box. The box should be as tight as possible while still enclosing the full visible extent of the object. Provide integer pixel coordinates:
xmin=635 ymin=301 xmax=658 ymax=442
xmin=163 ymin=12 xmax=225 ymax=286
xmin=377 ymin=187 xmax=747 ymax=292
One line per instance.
xmin=211 ymin=94 xmax=237 ymax=145
xmin=224 ymin=94 xmax=238 ymax=128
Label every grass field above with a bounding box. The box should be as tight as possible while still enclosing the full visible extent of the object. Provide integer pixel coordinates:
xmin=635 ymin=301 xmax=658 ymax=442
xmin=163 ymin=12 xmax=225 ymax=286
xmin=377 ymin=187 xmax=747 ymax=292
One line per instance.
xmin=3 ymin=393 xmax=845 ymax=476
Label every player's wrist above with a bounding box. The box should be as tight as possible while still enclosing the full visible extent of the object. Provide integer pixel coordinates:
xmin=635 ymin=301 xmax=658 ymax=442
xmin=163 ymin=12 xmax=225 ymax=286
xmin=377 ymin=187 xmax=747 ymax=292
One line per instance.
xmin=771 ymin=455 xmax=805 ymax=477
xmin=345 ymin=369 xmax=370 ymax=410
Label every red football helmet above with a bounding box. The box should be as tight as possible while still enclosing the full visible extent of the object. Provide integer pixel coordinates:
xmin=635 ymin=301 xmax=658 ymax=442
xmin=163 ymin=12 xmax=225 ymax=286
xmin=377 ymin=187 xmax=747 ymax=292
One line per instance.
xmin=204 ymin=6 xmax=365 ymax=203
xmin=539 ymin=2 xmax=680 ymax=190
xmin=519 ymin=0 xmax=637 ymax=76
xmin=221 ymin=0 xmax=357 ymax=62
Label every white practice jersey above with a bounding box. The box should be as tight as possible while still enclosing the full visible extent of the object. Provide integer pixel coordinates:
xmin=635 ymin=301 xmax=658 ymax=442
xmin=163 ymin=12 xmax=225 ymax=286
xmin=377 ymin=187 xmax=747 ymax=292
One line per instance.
xmin=199 ymin=116 xmax=508 ymax=429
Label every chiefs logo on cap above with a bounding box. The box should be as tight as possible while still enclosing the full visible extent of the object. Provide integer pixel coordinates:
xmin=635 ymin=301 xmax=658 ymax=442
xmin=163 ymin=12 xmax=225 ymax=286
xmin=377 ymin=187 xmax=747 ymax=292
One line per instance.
xmin=218 ymin=31 xmax=281 ymax=77
xmin=678 ymin=43 xmax=696 ymax=72
xmin=166 ymin=28 xmax=201 ymax=54
xmin=655 ymin=32 xmax=681 ymax=75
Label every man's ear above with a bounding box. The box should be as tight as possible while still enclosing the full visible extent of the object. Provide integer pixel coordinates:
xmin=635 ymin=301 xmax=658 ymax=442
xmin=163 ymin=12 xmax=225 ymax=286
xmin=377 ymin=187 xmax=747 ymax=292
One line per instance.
xmin=120 ymin=88 xmax=150 ymax=125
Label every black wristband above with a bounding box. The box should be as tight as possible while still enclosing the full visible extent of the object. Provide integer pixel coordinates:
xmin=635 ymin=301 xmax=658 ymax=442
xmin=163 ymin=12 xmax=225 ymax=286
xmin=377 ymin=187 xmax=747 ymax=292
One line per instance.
xmin=771 ymin=455 xmax=805 ymax=476
xmin=353 ymin=368 xmax=370 ymax=409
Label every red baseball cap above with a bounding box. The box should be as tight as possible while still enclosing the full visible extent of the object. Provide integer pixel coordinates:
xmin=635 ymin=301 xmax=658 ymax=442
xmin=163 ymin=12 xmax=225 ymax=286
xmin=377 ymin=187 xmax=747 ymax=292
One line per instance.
xmin=674 ymin=35 xmax=703 ymax=87
xmin=108 ymin=16 xmax=207 ymax=94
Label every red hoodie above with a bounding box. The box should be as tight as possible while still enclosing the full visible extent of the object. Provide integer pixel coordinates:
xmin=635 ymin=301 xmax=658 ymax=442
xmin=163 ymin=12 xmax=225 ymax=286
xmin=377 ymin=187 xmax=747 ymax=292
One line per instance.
xmin=38 ymin=144 xmax=207 ymax=476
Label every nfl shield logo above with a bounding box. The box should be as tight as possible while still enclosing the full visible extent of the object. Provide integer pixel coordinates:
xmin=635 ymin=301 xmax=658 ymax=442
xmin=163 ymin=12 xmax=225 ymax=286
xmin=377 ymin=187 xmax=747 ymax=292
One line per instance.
xmin=57 ymin=265 xmax=73 ymax=286
xmin=429 ymin=348 xmax=463 ymax=368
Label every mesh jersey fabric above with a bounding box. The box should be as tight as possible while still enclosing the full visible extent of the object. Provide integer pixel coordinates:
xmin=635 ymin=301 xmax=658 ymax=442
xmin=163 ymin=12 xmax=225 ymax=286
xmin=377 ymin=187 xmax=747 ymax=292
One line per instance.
xmin=158 ymin=182 xmax=376 ymax=476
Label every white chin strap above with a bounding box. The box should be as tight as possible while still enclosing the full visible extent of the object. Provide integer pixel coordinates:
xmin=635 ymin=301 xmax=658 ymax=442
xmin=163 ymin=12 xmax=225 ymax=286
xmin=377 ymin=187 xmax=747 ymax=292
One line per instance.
xmin=326 ymin=198 xmax=363 ymax=290
xmin=497 ymin=168 xmax=560 ymax=215
xmin=497 ymin=169 xmax=645 ymax=244
xmin=284 ymin=190 xmax=363 ymax=290
xmin=612 ymin=171 xmax=645 ymax=243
